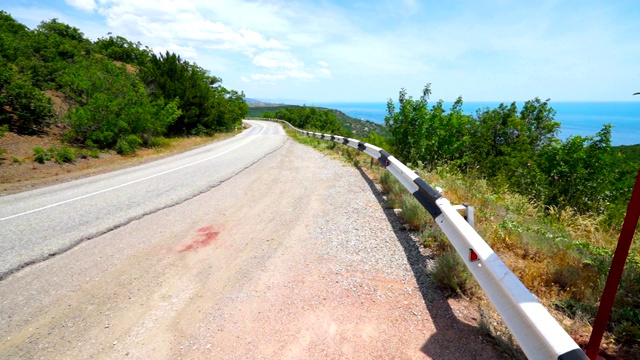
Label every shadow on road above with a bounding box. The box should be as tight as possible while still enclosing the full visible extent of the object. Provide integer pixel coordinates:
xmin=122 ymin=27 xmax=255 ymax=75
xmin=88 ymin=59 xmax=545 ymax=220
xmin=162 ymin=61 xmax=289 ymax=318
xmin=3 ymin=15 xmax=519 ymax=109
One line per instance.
xmin=354 ymin=166 xmax=502 ymax=359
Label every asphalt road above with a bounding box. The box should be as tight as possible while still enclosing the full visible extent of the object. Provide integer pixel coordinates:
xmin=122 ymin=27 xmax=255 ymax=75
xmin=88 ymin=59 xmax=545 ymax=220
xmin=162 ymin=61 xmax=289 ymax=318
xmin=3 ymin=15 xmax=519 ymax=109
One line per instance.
xmin=0 ymin=120 xmax=286 ymax=279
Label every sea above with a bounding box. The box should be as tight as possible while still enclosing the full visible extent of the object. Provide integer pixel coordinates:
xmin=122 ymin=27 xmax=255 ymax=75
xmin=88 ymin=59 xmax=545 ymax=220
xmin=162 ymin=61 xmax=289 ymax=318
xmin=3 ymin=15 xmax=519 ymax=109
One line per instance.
xmin=307 ymin=101 xmax=640 ymax=146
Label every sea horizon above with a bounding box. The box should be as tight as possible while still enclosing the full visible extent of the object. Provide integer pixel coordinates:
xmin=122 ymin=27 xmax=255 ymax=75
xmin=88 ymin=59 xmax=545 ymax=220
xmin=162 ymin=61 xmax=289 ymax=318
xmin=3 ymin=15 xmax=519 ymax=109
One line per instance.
xmin=300 ymin=101 xmax=640 ymax=146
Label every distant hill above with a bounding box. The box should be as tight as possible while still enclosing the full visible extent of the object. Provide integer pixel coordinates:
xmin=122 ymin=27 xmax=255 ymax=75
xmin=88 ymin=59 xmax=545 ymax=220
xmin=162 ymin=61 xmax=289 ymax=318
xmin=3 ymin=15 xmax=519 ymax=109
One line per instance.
xmin=245 ymin=98 xmax=285 ymax=107
xmin=247 ymin=105 xmax=388 ymax=139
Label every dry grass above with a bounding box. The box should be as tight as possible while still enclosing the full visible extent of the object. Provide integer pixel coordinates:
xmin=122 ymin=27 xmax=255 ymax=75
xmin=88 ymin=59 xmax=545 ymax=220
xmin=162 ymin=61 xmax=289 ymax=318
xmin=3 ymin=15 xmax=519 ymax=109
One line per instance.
xmin=0 ymin=129 xmax=241 ymax=195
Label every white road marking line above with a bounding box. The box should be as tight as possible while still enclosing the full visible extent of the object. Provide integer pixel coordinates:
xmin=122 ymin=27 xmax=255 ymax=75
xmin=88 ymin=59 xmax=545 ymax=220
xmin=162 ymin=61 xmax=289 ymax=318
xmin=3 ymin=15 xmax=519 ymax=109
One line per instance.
xmin=1 ymin=122 xmax=267 ymax=221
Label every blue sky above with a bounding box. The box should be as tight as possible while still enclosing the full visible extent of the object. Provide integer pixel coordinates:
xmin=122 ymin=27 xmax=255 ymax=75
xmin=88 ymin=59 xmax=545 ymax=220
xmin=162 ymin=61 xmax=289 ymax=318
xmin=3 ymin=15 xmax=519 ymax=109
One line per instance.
xmin=3 ymin=0 xmax=640 ymax=103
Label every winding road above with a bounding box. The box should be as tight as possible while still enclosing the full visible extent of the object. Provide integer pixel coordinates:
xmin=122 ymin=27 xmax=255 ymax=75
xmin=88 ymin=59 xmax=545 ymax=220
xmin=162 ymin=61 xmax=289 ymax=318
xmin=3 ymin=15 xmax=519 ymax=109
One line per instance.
xmin=0 ymin=121 xmax=501 ymax=359
xmin=0 ymin=120 xmax=285 ymax=279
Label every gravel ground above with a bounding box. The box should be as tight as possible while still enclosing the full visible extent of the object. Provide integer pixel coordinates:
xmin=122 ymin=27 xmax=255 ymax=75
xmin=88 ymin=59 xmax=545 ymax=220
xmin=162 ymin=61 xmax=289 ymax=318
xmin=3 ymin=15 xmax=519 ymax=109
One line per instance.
xmin=0 ymin=135 xmax=503 ymax=359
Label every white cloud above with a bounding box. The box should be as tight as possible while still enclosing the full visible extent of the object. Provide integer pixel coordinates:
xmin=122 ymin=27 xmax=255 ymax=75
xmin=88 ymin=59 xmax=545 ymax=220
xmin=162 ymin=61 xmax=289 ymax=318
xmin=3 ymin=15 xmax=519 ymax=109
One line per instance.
xmin=251 ymin=69 xmax=314 ymax=82
xmin=33 ymin=0 xmax=636 ymax=101
xmin=97 ymin=0 xmax=286 ymax=55
xmin=153 ymin=43 xmax=198 ymax=59
xmin=66 ymin=0 xmax=96 ymax=12
xmin=253 ymin=51 xmax=302 ymax=69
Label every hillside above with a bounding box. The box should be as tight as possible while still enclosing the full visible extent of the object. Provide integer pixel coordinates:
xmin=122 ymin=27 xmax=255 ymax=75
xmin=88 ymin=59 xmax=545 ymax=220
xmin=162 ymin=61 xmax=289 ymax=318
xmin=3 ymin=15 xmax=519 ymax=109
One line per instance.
xmin=0 ymin=12 xmax=247 ymax=157
xmin=248 ymin=104 xmax=388 ymax=139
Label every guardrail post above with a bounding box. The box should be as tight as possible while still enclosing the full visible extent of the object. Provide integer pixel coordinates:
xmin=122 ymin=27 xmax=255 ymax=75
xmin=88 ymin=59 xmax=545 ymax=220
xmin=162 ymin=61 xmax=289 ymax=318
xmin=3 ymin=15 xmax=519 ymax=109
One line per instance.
xmin=452 ymin=203 xmax=474 ymax=228
xmin=464 ymin=203 xmax=474 ymax=228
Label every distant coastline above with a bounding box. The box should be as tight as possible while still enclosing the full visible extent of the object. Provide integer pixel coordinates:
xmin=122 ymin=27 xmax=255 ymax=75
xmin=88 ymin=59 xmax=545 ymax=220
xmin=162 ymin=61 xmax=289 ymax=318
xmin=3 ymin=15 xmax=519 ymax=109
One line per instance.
xmin=305 ymin=101 xmax=640 ymax=146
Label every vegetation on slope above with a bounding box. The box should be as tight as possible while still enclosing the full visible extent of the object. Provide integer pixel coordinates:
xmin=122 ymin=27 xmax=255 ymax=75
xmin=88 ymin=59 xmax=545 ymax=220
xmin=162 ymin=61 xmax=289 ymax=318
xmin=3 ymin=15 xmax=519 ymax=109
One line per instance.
xmin=248 ymin=104 xmax=388 ymax=139
xmin=384 ymin=85 xmax=639 ymax=358
xmin=287 ymin=84 xmax=640 ymax=358
xmin=385 ymin=84 xmax=637 ymax=228
xmin=0 ymin=12 xmax=247 ymax=158
xmin=614 ymin=144 xmax=640 ymax=166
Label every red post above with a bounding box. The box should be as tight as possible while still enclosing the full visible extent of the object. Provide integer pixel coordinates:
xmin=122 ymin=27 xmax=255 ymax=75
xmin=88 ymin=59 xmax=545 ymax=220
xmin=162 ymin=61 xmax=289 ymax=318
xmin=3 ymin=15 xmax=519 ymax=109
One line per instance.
xmin=586 ymin=168 xmax=640 ymax=359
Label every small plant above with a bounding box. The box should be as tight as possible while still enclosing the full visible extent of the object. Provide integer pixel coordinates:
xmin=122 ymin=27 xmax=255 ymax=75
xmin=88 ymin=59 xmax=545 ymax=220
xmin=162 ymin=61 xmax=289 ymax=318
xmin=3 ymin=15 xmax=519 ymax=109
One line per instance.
xmin=53 ymin=146 xmax=76 ymax=164
xmin=379 ymin=171 xmax=405 ymax=209
xmin=77 ymin=148 xmax=100 ymax=159
xmin=33 ymin=146 xmax=50 ymax=164
xmin=115 ymin=135 xmax=142 ymax=155
xmin=420 ymin=223 xmax=449 ymax=254
xmin=1 ymin=125 xmax=8 ymax=159
xmin=431 ymin=248 xmax=477 ymax=297
xmin=32 ymin=146 xmax=78 ymax=164
xmin=400 ymin=193 xmax=428 ymax=230
xmin=148 ymin=136 xmax=170 ymax=148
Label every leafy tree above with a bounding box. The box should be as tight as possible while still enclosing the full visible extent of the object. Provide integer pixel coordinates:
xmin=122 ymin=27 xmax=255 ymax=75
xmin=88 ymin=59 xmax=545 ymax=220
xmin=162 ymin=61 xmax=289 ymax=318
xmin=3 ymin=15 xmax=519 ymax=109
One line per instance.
xmin=537 ymin=125 xmax=618 ymax=213
xmin=466 ymin=102 xmax=530 ymax=177
xmin=139 ymin=51 xmax=243 ymax=135
xmin=260 ymin=110 xmax=276 ymax=119
xmin=363 ymin=131 xmax=391 ymax=150
xmin=385 ymin=85 xmax=429 ymax=163
xmin=62 ymin=57 xmax=180 ymax=151
xmin=27 ymin=19 xmax=91 ymax=88
xmin=35 ymin=18 xmax=87 ymax=43
xmin=385 ymin=84 xmax=471 ymax=169
xmin=519 ymin=98 xmax=560 ymax=152
xmin=95 ymin=34 xmax=152 ymax=67
xmin=0 ymin=11 xmax=31 ymax=63
xmin=0 ymin=60 xmax=54 ymax=134
xmin=272 ymin=106 xmax=347 ymax=135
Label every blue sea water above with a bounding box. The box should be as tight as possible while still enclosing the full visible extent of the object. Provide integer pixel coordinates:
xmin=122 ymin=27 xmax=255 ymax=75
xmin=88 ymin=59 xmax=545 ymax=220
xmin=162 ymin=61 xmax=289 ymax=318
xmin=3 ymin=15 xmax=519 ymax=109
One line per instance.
xmin=310 ymin=101 xmax=640 ymax=146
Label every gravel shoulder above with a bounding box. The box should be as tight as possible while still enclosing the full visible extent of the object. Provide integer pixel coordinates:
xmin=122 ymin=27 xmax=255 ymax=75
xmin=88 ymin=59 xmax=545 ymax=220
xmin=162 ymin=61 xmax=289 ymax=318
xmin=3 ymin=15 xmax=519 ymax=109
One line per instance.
xmin=0 ymin=137 xmax=502 ymax=359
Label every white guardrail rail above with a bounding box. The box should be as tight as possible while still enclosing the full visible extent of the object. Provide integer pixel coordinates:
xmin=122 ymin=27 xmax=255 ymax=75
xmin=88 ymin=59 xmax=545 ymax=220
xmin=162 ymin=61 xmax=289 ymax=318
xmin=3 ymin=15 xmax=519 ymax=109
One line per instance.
xmin=252 ymin=118 xmax=589 ymax=360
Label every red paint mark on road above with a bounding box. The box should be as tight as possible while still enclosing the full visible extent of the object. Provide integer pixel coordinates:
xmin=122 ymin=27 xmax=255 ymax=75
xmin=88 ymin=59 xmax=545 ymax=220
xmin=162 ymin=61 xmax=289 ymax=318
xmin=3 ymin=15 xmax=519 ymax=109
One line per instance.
xmin=179 ymin=226 xmax=219 ymax=253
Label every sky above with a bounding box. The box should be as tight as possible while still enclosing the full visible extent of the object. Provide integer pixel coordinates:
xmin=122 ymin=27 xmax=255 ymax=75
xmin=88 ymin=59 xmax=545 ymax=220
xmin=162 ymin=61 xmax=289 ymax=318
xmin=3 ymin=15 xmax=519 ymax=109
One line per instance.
xmin=3 ymin=0 xmax=640 ymax=103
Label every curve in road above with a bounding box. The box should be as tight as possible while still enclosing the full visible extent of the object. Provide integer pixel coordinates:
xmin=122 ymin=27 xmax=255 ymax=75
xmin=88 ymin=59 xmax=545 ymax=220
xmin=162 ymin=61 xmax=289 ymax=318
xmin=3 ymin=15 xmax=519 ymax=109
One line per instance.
xmin=0 ymin=120 xmax=286 ymax=279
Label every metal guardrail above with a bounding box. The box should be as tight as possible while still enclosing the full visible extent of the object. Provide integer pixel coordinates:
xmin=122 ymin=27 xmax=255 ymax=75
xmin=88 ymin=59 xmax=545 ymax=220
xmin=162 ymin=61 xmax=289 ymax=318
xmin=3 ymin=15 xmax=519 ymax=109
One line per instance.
xmin=250 ymin=118 xmax=589 ymax=360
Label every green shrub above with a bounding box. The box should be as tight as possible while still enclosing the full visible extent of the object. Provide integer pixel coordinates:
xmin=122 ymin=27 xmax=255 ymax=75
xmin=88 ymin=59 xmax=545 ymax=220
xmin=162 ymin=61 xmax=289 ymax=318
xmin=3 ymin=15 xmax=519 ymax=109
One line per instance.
xmin=420 ymin=223 xmax=450 ymax=254
xmin=76 ymin=148 xmax=100 ymax=159
xmin=114 ymin=138 xmax=133 ymax=155
xmin=400 ymin=193 xmax=428 ymax=230
xmin=147 ymin=137 xmax=170 ymax=148
xmin=52 ymin=146 xmax=76 ymax=163
xmin=379 ymin=171 xmax=405 ymax=209
xmin=62 ymin=58 xmax=180 ymax=150
xmin=114 ymin=135 xmax=143 ymax=155
xmin=0 ymin=78 xmax=54 ymax=135
xmin=431 ymin=248 xmax=477 ymax=297
xmin=32 ymin=146 xmax=49 ymax=164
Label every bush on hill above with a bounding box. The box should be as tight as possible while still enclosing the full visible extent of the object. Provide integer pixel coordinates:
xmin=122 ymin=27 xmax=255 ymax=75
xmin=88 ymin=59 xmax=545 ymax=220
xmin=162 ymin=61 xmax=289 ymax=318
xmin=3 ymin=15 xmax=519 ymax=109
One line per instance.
xmin=0 ymin=11 xmax=248 ymax=153
xmin=385 ymin=84 xmax=637 ymax=228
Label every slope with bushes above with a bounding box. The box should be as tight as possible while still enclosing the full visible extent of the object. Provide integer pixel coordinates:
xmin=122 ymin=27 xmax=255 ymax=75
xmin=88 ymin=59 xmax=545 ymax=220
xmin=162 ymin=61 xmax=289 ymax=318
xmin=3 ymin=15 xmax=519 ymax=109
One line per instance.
xmin=286 ymin=85 xmax=639 ymax=358
xmin=0 ymin=11 xmax=247 ymax=159
xmin=249 ymin=104 xmax=388 ymax=139
xmin=382 ymin=84 xmax=640 ymax=358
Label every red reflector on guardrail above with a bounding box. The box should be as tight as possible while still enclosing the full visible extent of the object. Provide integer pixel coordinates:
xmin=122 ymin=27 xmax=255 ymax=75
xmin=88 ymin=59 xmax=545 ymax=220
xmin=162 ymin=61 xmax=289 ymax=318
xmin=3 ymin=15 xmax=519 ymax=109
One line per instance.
xmin=470 ymin=249 xmax=479 ymax=262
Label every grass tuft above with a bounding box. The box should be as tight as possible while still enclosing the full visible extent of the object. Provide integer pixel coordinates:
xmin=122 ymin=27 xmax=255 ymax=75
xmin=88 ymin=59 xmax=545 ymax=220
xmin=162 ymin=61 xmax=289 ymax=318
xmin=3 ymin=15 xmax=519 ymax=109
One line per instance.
xmin=431 ymin=248 xmax=478 ymax=297
xmin=400 ymin=193 xmax=428 ymax=230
